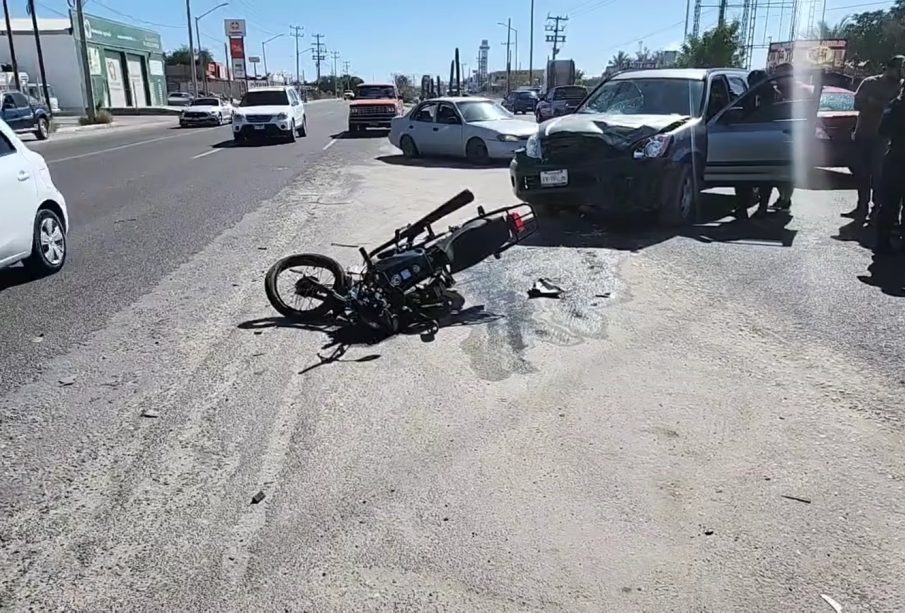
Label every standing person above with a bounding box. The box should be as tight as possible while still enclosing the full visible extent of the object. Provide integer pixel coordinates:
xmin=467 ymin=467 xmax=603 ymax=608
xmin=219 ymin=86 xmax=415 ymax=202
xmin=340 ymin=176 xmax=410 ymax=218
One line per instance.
xmin=847 ymin=56 xmax=904 ymax=219
xmin=874 ymin=82 xmax=905 ymax=254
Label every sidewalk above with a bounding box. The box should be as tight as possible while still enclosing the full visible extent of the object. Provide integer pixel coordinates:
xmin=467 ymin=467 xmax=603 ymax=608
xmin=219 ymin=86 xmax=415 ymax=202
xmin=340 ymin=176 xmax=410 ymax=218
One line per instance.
xmin=52 ymin=115 xmax=176 ymax=135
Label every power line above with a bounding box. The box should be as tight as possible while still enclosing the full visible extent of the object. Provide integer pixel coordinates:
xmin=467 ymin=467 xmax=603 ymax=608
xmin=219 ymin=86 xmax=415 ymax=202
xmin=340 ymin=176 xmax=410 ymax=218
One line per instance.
xmin=89 ymin=0 xmax=182 ymax=29
xmin=571 ymin=0 xmax=624 ymax=18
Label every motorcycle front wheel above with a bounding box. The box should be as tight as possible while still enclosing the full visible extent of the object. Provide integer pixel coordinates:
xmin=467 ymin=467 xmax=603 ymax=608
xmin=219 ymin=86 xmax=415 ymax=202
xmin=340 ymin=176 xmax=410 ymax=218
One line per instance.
xmin=264 ymin=253 xmax=349 ymax=321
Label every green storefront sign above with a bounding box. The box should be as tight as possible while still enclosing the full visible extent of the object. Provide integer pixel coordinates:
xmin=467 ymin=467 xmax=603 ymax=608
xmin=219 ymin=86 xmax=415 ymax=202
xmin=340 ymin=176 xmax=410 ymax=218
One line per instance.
xmin=71 ymin=11 xmax=166 ymax=107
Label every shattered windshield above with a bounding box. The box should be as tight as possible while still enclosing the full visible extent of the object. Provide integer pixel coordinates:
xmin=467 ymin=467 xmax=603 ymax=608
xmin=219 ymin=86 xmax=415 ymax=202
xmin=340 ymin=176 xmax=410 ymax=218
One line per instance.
xmin=458 ymin=101 xmax=513 ymax=122
xmin=580 ymin=78 xmax=704 ymax=117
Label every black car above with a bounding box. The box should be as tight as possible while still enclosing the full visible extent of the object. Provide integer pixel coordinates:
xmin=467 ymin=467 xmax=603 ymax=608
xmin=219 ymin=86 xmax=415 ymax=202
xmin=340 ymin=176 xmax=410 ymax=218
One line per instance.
xmin=1 ymin=91 xmax=51 ymax=140
xmin=511 ymin=67 xmax=822 ymax=225
xmin=503 ymin=90 xmax=539 ymax=114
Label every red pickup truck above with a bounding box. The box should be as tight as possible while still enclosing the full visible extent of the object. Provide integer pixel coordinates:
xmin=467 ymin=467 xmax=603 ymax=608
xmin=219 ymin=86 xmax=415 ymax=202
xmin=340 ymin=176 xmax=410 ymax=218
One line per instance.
xmin=348 ymin=83 xmax=404 ymax=133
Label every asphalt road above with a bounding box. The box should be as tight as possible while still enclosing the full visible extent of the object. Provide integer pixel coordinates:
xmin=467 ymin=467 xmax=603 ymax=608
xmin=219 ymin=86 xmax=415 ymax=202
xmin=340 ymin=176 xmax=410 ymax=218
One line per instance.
xmin=0 ymin=101 xmax=349 ymax=393
xmin=1 ymin=112 xmax=904 ymax=611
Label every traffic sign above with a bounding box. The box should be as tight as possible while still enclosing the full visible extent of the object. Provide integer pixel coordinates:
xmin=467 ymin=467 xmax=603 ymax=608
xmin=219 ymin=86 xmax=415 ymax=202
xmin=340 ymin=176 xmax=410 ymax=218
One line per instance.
xmin=224 ymin=19 xmax=246 ymax=37
xmin=248 ymin=56 xmax=261 ymax=64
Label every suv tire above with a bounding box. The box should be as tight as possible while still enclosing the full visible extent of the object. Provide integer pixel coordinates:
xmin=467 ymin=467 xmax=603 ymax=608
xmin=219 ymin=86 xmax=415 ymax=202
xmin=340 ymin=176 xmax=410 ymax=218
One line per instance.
xmin=658 ymin=165 xmax=698 ymax=226
xmin=34 ymin=117 xmax=50 ymax=141
xmin=297 ymin=116 xmax=307 ymax=137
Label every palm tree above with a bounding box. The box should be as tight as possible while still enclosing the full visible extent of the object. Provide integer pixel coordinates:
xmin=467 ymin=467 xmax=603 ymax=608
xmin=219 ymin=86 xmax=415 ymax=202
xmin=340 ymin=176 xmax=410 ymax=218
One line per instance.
xmin=814 ymin=18 xmax=850 ymax=39
xmin=610 ymin=51 xmax=630 ymax=70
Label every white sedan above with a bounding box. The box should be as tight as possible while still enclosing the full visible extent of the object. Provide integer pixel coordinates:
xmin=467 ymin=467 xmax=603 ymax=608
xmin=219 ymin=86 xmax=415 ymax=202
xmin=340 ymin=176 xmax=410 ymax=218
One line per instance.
xmin=179 ymin=96 xmax=233 ymax=127
xmin=0 ymin=118 xmax=68 ymax=275
xmin=389 ymin=97 xmax=537 ymax=164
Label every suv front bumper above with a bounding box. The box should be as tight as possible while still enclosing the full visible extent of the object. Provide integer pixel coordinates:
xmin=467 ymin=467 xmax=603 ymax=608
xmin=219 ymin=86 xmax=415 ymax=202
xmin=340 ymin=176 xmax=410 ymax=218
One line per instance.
xmin=233 ymin=120 xmax=294 ymax=139
xmin=510 ymin=151 xmax=682 ymax=214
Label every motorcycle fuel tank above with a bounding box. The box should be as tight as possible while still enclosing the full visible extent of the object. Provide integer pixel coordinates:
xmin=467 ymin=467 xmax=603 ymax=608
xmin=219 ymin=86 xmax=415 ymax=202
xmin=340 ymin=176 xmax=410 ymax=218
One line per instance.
xmin=373 ymin=249 xmax=434 ymax=291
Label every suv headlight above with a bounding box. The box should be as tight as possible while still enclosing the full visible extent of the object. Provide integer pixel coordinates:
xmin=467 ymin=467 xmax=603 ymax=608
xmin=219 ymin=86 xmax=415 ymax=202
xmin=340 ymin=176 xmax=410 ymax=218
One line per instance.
xmin=525 ymin=133 xmax=542 ymax=159
xmin=276 ymin=112 xmax=289 ymax=120
xmin=633 ymin=134 xmax=672 ymax=159
xmin=233 ymin=113 xmax=244 ymax=123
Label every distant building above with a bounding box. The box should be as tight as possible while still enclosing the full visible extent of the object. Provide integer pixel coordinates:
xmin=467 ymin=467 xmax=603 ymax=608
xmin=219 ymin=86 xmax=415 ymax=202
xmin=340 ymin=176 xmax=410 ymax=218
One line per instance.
xmin=0 ymin=12 xmax=166 ymax=111
xmin=477 ymin=39 xmax=489 ymax=86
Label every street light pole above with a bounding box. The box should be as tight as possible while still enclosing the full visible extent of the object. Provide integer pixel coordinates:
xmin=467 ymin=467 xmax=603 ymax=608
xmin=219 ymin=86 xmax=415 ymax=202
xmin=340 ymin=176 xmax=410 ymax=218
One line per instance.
xmin=194 ymin=3 xmax=228 ymax=95
xmin=185 ymin=0 xmax=197 ymax=96
xmin=262 ymin=33 xmax=284 ymax=84
xmin=498 ymin=21 xmax=516 ymax=92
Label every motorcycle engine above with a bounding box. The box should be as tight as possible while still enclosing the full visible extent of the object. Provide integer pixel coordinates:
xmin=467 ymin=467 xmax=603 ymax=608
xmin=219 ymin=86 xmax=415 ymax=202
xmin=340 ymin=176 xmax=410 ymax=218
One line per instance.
xmin=372 ymin=249 xmax=434 ymax=292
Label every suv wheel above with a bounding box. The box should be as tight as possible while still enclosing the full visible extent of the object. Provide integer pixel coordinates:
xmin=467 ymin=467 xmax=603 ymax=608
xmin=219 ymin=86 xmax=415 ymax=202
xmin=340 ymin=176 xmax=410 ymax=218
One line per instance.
xmin=297 ymin=116 xmax=307 ymax=137
xmin=34 ymin=117 xmax=50 ymax=140
xmin=287 ymin=120 xmax=297 ymax=142
xmin=658 ymin=165 xmax=698 ymax=226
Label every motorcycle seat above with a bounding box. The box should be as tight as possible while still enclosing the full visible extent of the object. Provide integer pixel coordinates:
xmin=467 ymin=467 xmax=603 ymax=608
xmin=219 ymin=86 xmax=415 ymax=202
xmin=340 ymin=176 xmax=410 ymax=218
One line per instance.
xmin=436 ymin=217 xmax=511 ymax=274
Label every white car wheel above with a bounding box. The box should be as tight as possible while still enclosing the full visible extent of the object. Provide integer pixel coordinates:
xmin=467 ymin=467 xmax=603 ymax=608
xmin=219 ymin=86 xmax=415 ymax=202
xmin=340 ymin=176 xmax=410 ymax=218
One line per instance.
xmin=24 ymin=209 xmax=66 ymax=274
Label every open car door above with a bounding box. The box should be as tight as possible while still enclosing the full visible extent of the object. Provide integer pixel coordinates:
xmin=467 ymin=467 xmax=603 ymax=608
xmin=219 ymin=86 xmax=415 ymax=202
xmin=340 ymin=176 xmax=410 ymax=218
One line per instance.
xmin=705 ymin=73 xmax=823 ymax=185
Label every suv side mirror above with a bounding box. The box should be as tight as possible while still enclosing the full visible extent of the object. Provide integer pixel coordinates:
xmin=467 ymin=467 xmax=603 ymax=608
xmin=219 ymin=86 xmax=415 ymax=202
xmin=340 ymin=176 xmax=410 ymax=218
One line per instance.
xmin=719 ymin=106 xmax=746 ymax=124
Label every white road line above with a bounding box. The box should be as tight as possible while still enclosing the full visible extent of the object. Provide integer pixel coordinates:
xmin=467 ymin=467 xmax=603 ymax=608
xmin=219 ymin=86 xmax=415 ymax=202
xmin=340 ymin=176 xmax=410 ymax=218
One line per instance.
xmin=192 ymin=148 xmax=223 ymax=159
xmin=322 ymin=139 xmax=337 ymax=151
xmin=47 ymin=131 xmax=197 ymax=164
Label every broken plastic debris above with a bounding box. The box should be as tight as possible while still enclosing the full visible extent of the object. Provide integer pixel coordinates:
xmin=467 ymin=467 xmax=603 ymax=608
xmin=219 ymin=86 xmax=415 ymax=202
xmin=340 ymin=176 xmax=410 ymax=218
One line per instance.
xmin=820 ymin=594 xmax=842 ymax=612
xmin=251 ymin=491 xmax=266 ymax=504
xmin=140 ymin=409 xmax=160 ymax=418
xmin=58 ymin=376 xmax=76 ymax=386
xmin=527 ymin=278 xmax=563 ymax=299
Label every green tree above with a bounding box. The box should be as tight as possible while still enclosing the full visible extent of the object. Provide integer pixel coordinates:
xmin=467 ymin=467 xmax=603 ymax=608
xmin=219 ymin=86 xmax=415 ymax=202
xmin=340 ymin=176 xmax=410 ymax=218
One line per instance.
xmin=839 ymin=8 xmax=904 ymax=72
xmin=165 ymin=45 xmax=213 ymax=67
xmin=675 ymin=21 xmax=743 ymax=68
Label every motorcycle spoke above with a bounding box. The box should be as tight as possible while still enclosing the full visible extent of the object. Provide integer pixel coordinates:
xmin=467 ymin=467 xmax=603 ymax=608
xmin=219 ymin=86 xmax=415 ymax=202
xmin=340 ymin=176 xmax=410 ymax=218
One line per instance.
xmin=277 ymin=265 xmax=336 ymax=315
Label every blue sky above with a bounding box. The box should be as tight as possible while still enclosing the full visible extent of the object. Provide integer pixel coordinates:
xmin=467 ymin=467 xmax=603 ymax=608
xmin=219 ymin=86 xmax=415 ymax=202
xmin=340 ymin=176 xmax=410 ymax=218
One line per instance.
xmin=19 ymin=0 xmax=897 ymax=79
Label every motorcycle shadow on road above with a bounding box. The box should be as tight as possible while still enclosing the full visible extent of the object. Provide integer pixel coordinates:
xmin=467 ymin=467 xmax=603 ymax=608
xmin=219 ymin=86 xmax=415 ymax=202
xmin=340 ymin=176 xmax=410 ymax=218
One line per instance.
xmin=523 ymin=193 xmax=798 ymax=251
xmin=237 ymin=300 xmax=502 ymax=374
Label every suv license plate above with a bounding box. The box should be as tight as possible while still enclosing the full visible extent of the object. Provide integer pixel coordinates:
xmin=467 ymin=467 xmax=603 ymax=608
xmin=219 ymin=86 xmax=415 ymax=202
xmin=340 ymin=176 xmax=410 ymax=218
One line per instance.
xmin=540 ymin=169 xmax=568 ymax=187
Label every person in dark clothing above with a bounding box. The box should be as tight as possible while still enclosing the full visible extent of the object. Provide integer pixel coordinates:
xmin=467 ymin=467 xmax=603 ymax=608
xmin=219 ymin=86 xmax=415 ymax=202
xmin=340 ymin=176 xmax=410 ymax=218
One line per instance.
xmin=849 ymin=56 xmax=904 ymax=220
xmin=874 ymin=84 xmax=905 ymax=254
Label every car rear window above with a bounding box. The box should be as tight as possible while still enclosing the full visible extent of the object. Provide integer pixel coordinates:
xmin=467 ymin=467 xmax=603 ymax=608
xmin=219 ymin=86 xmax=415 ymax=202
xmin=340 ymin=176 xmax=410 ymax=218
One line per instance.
xmin=357 ymin=85 xmax=397 ymax=99
xmin=554 ymin=86 xmax=587 ymax=100
xmin=819 ymin=91 xmax=855 ymax=112
xmin=518 ymin=92 xmax=537 ymax=99
xmin=240 ymin=90 xmax=289 ymax=106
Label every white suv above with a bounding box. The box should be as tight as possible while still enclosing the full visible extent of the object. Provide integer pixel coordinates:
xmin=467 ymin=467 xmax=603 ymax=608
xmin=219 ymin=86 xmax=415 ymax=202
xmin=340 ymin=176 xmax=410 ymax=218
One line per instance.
xmin=0 ymin=118 xmax=68 ymax=275
xmin=232 ymin=86 xmax=307 ymax=143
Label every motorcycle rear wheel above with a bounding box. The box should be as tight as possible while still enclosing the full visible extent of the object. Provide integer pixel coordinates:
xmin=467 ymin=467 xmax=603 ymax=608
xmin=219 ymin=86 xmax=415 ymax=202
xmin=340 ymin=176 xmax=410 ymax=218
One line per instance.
xmin=264 ymin=254 xmax=348 ymax=321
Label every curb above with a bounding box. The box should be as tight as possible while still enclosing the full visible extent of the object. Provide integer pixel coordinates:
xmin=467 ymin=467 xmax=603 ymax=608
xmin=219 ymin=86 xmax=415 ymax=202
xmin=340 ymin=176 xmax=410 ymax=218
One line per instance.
xmin=54 ymin=119 xmax=175 ymax=135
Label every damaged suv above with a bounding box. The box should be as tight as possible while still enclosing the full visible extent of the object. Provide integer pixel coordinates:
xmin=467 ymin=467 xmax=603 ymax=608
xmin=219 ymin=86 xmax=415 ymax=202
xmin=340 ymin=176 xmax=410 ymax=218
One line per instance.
xmin=510 ymin=68 xmax=820 ymax=225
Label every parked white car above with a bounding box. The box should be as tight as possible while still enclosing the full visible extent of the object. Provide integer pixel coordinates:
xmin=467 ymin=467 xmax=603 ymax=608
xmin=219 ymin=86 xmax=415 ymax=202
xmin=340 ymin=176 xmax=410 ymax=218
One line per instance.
xmin=0 ymin=118 xmax=68 ymax=274
xmin=179 ymin=96 xmax=233 ymax=127
xmin=232 ymin=86 xmax=307 ymax=143
xmin=388 ymin=97 xmax=537 ymax=164
xmin=167 ymin=92 xmax=193 ymax=106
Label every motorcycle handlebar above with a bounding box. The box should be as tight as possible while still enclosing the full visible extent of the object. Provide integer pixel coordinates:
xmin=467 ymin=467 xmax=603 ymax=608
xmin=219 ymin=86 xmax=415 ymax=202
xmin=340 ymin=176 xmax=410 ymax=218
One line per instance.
xmin=369 ymin=189 xmax=475 ymax=256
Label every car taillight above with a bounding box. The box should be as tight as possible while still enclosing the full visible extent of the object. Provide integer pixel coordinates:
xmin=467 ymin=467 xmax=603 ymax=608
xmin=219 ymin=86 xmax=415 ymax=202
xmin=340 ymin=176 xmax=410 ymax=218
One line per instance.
xmin=508 ymin=211 xmax=526 ymax=233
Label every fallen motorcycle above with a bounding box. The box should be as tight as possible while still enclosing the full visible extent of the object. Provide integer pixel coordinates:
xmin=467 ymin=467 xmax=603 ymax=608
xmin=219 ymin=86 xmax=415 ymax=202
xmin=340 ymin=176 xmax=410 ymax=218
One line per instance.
xmin=264 ymin=190 xmax=537 ymax=335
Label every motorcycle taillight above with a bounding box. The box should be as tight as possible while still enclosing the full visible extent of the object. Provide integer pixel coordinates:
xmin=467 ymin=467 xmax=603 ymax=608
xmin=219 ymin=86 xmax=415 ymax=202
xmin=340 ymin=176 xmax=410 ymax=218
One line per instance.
xmin=508 ymin=211 xmax=526 ymax=234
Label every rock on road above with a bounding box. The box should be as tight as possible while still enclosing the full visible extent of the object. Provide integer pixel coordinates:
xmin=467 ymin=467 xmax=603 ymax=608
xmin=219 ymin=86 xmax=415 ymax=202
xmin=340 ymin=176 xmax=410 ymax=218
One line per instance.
xmin=1 ymin=104 xmax=904 ymax=611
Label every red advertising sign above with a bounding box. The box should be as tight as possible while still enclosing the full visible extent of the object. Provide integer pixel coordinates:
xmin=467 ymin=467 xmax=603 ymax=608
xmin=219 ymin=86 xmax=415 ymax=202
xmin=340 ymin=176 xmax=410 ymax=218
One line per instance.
xmin=229 ymin=37 xmax=245 ymax=59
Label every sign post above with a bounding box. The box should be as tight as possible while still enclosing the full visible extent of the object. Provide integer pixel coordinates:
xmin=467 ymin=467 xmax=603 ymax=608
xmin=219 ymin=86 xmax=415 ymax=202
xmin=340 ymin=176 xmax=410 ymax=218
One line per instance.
xmin=226 ymin=20 xmax=247 ymax=95
xmin=248 ymin=56 xmax=260 ymax=80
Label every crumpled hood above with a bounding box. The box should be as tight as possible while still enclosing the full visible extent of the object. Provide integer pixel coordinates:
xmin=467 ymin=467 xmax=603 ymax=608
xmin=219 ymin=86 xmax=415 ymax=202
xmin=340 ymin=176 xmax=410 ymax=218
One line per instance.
xmin=540 ymin=112 xmax=694 ymax=148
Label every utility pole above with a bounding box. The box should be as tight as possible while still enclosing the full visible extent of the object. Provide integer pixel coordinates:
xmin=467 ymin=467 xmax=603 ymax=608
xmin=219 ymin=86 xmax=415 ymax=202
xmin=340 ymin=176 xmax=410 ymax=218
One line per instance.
xmin=184 ymin=0 xmax=198 ymax=96
xmin=224 ymin=41 xmax=232 ymax=99
xmin=545 ymin=14 xmax=567 ymax=60
xmin=529 ymin=0 xmax=535 ymax=86
xmin=194 ymin=18 xmax=204 ymax=93
xmin=717 ymin=0 xmax=728 ymax=26
xmin=290 ymin=25 xmax=303 ymax=85
xmin=311 ymin=33 xmax=325 ymax=82
xmin=342 ymin=59 xmax=350 ymax=95
xmin=25 ymin=0 xmax=51 ymax=115
xmin=330 ymin=50 xmax=339 ymax=96
xmin=505 ymin=17 xmax=512 ymax=94
xmin=75 ymin=0 xmax=96 ymax=119
xmin=2 ymin=0 xmax=20 ymax=90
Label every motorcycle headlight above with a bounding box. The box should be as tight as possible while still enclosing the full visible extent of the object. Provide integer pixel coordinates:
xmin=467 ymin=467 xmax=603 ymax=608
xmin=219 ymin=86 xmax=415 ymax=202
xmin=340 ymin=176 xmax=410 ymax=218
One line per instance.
xmin=525 ymin=133 xmax=542 ymax=159
xmin=276 ymin=112 xmax=289 ymax=120
xmin=633 ymin=134 xmax=672 ymax=160
xmin=497 ymin=134 xmax=520 ymax=142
